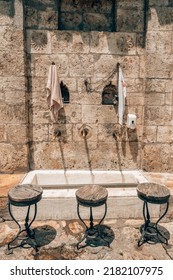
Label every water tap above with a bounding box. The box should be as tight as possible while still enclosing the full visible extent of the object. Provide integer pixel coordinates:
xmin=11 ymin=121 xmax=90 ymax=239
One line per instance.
xmin=54 ymin=130 xmax=61 ymax=138
xmin=81 ymin=128 xmax=89 ymax=138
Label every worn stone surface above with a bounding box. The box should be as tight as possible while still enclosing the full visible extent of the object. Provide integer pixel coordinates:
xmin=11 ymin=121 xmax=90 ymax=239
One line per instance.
xmin=0 ymin=223 xmax=18 ymax=247
xmin=0 ymin=173 xmax=26 ymax=221
xmin=29 ymin=134 xmax=141 ymax=170
xmin=0 ymin=1 xmax=144 ymax=172
xmin=0 ymin=0 xmax=27 ymax=173
xmin=146 ymin=53 xmax=173 ymax=79
xmin=146 ymin=31 xmax=172 ymax=54
xmin=0 ymin=218 xmax=173 ymax=260
xmin=142 ymin=144 xmax=173 ymax=172
xmin=117 ymin=8 xmax=144 ymax=32
xmin=142 ymin=1 xmax=173 ymax=172
xmin=0 ymin=172 xmax=172 ymax=260
xmin=0 ymin=144 xmax=28 ymax=173
xmin=5 ymin=125 xmax=28 ymax=144
xmin=0 ymin=1 xmax=14 ymax=26
xmin=1 ymin=0 xmax=173 ymax=172
xmin=143 ymin=126 xmax=157 ymax=143
xmin=0 ymin=125 xmax=4 ymax=142
xmin=144 ymin=106 xmax=172 ymax=126
xmin=148 ymin=7 xmax=173 ymax=31
xmin=0 ymin=174 xmax=25 ymax=197
xmin=24 ymin=0 xmax=58 ymax=30
xmin=0 ymin=26 xmax=24 ymax=52
xmin=59 ymin=0 xmax=114 ymax=32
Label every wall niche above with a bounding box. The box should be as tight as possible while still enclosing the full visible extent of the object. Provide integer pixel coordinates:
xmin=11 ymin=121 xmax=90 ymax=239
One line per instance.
xmin=102 ymin=82 xmax=118 ymax=105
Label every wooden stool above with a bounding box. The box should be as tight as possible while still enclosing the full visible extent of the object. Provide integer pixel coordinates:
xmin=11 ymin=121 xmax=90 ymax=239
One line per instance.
xmin=75 ymin=185 xmax=109 ymax=249
xmin=137 ymin=182 xmax=170 ymax=246
xmin=7 ymin=184 xmax=43 ymax=253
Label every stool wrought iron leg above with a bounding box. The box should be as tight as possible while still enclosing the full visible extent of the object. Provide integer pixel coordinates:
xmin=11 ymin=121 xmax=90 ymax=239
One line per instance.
xmin=7 ymin=203 xmax=38 ymax=252
xmin=7 ymin=202 xmax=22 ymax=252
xmin=8 ymin=202 xmax=21 ymax=231
xmin=144 ymin=202 xmax=150 ymax=228
xmin=138 ymin=202 xmax=151 ymax=246
xmin=138 ymin=201 xmax=170 ymax=246
xmin=25 ymin=204 xmax=37 ymax=238
xmin=156 ymin=202 xmax=169 ymax=226
xmin=77 ymin=203 xmax=88 ymax=230
xmin=76 ymin=202 xmax=109 ymax=250
xmin=76 ymin=203 xmax=89 ymax=249
xmin=99 ymin=202 xmax=107 ymax=225
xmin=76 ymin=204 xmax=101 ymax=249
xmin=89 ymin=207 xmax=94 ymax=230
xmin=155 ymin=201 xmax=170 ymax=244
xmin=20 ymin=204 xmax=38 ymax=251
xmin=97 ymin=202 xmax=110 ymax=247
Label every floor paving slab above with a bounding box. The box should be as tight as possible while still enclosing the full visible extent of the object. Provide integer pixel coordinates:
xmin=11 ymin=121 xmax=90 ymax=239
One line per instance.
xmin=0 ymin=218 xmax=173 ymax=260
xmin=0 ymin=172 xmax=173 ymax=260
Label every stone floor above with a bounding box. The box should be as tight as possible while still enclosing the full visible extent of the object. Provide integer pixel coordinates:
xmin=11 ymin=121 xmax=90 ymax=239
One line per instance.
xmin=0 ymin=218 xmax=173 ymax=260
xmin=0 ymin=172 xmax=173 ymax=260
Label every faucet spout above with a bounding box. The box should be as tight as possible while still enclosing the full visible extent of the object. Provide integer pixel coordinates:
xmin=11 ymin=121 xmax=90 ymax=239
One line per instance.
xmin=54 ymin=130 xmax=61 ymax=137
xmin=81 ymin=128 xmax=89 ymax=138
xmin=79 ymin=125 xmax=92 ymax=139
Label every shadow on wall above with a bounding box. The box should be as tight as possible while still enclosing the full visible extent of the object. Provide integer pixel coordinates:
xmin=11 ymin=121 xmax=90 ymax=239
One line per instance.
xmin=2 ymin=1 xmax=173 ymax=49
xmin=0 ymin=0 xmax=46 ymax=18
xmin=112 ymin=122 xmax=139 ymax=170
xmin=1 ymin=0 xmax=15 ymax=17
xmin=0 ymin=0 xmax=51 ymax=17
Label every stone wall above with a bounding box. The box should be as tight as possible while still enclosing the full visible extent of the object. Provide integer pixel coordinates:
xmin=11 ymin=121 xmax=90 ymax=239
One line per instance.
xmin=142 ymin=0 xmax=173 ymax=172
xmin=1 ymin=0 xmax=173 ymax=173
xmin=25 ymin=0 xmax=145 ymax=170
xmin=0 ymin=0 xmax=28 ymax=173
xmin=59 ymin=0 xmax=115 ymax=32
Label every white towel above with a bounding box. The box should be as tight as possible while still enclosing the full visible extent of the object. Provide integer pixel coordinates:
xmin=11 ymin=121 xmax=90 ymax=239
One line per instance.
xmin=46 ymin=65 xmax=63 ymax=122
xmin=118 ymin=65 xmax=126 ymax=125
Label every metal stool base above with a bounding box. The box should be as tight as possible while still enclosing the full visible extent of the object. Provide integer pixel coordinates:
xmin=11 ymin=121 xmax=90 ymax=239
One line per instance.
xmin=76 ymin=202 xmax=110 ymax=250
xmin=138 ymin=222 xmax=170 ymax=247
xmin=77 ymin=224 xmax=111 ymax=250
xmin=7 ymin=203 xmax=38 ymax=254
xmin=138 ymin=201 xmax=170 ymax=247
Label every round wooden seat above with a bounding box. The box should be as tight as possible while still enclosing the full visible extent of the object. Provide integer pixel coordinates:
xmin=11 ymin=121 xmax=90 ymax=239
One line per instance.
xmin=8 ymin=184 xmax=43 ymax=207
xmin=137 ymin=182 xmax=170 ymax=204
xmin=76 ymin=185 xmax=108 ymax=207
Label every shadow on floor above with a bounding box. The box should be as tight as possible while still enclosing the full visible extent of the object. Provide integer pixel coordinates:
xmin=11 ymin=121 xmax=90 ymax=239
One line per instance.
xmin=31 ymin=225 xmax=57 ymax=247
xmin=77 ymin=224 xmax=115 ymax=249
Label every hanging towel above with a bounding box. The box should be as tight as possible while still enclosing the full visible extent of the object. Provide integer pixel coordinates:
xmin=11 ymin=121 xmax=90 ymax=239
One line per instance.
xmin=118 ymin=65 xmax=127 ymax=125
xmin=46 ymin=64 xmax=63 ymax=122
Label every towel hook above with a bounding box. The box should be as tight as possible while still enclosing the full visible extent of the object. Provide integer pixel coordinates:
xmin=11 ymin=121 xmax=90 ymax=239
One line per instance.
xmin=52 ymin=62 xmax=55 ymax=65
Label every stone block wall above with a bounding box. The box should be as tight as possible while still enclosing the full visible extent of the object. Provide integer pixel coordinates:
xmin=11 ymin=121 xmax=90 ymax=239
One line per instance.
xmin=59 ymin=0 xmax=115 ymax=32
xmin=1 ymin=0 xmax=173 ymax=173
xmin=24 ymin=0 xmax=145 ymax=170
xmin=0 ymin=0 xmax=28 ymax=173
xmin=142 ymin=0 xmax=173 ymax=172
